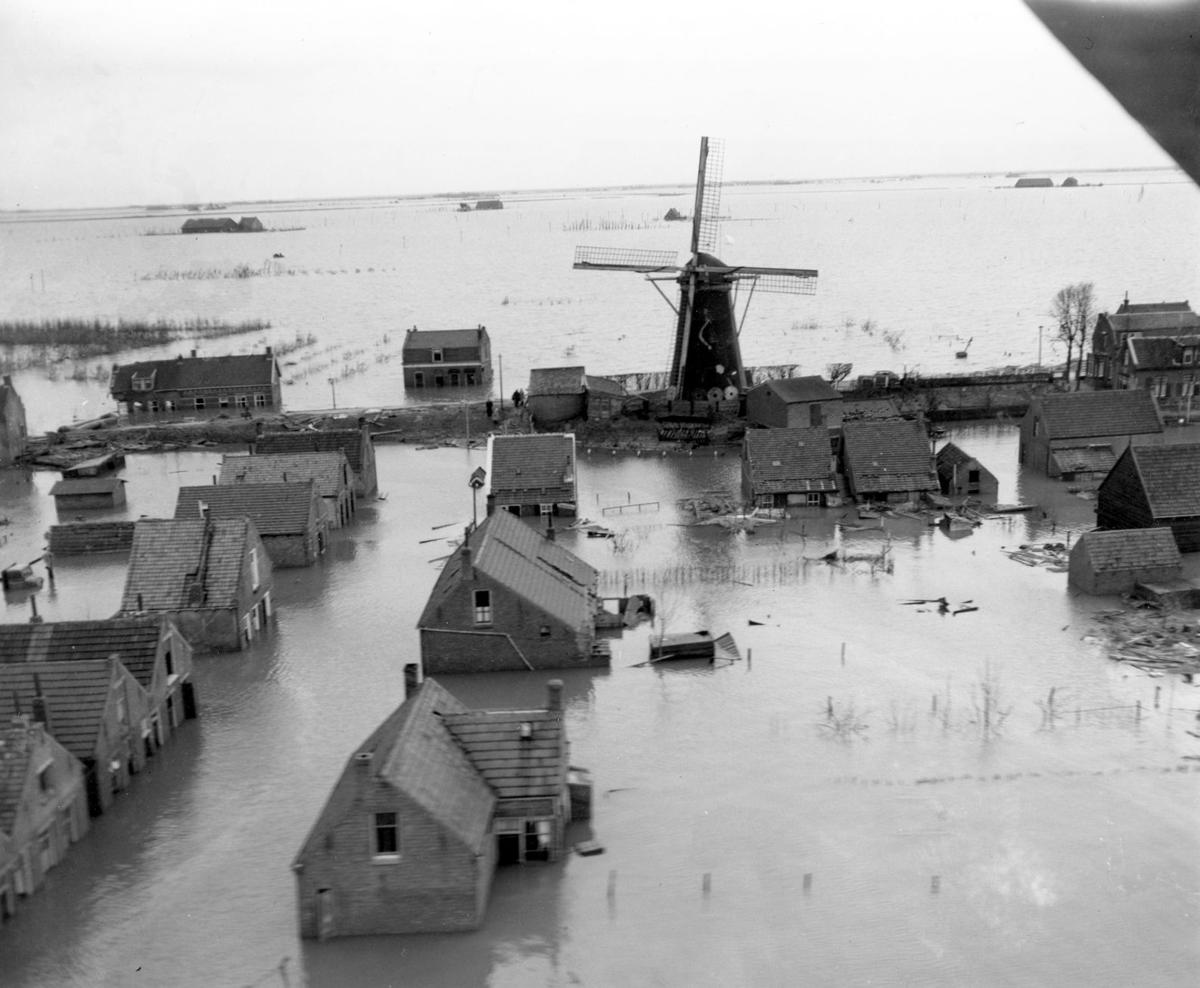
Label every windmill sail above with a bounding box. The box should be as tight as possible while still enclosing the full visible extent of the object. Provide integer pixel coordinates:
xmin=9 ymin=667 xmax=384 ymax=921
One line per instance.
xmin=690 ymin=137 xmax=724 ymax=255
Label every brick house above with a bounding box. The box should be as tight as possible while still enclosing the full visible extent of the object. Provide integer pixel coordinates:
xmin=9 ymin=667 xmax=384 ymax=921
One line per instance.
xmin=0 ymin=617 xmax=196 ymax=758
xmin=418 ymin=510 xmax=608 ymax=674
xmin=255 ymin=422 xmax=378 ymax=498
xmin=293 ymin=678 xmax=572 ymax=938
xmin=745 ymin=377 xmax=844 ymax=431
xmin=1018 ymin=389 xmax=1163 ymax=479
xmin=741 ymin=427 xmax=838 ymax=509
xmin=119 ymin=516 xmax=274 ymax=652
xmin=841 ymin=419 xmax=938 ymax=503
xmin=0 ymin=719 xmax=90 ymax=922
xmin=1116 ymin=335 xmax=1200 ymax=418
xmin=401 ymin=326 xmax=491 ymax=388
xmin=0 ymin=659 xmax=149 ymax=817
xmin=1088 ymin=300 xmax=1200 ymax=389
xmin=486 ymin=433 xmax=577 ymax=517
xmin=1068 ymin=529 xmax=1183 ymax=595
xmin=175 ymin=481 xmax=327 ymax=567
xmin=935 ymin=442 xmax=999 ymax=500
xmin=219 ymin=450 xmax=355 ymax=528
xmin=1096 ymin=443 xmax=1200 ymax=552
xmin=109 ymin=348 xmax=281 ymax=417
xmin=0 ymin=375 xmax=28 ymax=466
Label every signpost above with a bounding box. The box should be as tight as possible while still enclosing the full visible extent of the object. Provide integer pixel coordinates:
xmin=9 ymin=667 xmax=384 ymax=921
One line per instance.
xmin=469 ymin=466 xmax=487 ymax=528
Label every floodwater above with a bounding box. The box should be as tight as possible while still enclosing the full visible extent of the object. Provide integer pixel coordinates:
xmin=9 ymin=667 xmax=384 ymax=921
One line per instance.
xmin=1 ymin=424 xmax=1199 ymax=987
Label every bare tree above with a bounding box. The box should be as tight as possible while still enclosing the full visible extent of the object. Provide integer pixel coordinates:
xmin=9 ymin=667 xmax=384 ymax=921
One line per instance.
xmin=1049 ymin=282 xmax=1096 ymax=390
xmin=826 ymin=362 xmax=853 ymax=387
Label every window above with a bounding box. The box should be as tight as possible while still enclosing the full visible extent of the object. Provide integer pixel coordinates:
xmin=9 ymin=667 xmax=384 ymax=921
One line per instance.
xmin=539 ymin=503 xmax=553 ymax=516
xmin=164 ymin=648 xmax=174 ymax=677
xmin=806 ymin=492 xmax=823 ymax=506
xmin=218 ymin=396 xmax=230 ymax=409
xmin=254 ymin=393 xmax=269 ymax=408
xmin=1184 ymin=349 xmax=1195 ymax=366
xmin=373 ymin=812 xmax=399 ymax=859
xmin=473 ymin=589 xmax=492 ymax=624
xmin=194 ymin=397 xmax=206 ymax=410
xmin=249 ymin=546 xmax=260 ymax=591
xmin=236 ymin=395 xmax=249 ymax=409
xmin=37 ymin=763 xmax=52 ymax=794
xmin=431 ymin=348 xmax=444 ymax=363
xmin=413 ymin=372 xmax=424 ymax=387
xmin=148 ymin=400 xmax=160 ymax=413
xmin=132 ymin=376 xmax=153 ymax=392
xmin=539 ymin=625 xmax=551 ymax=638
xmin=164 ymin=400 xmax=176 ymax=412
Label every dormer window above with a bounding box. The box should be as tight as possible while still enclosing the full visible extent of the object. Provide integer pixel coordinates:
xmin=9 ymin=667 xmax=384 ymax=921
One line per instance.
xmin=1185 ymin=349 xmax=1195 ymax=366
xmin=132 ymin=373 xmax=154 ymax=392
xmin=431 ymin=348 xmax=444 ymax=363
xmin=473 ymin=589 xmax=492 ymax=624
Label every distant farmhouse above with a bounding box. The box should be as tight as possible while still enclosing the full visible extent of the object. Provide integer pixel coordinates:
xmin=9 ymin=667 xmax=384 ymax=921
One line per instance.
xmin=1013 ymin=177 xmax=1054 ymax=188
xmin=486 ymin=433 xmax=577 ymax=517
xmin=0 ymin=374 xmax=28 ymax=465
xmin=418 ymin=509 xmax=608 ymax=673
xmin=1088 ymin=300 xmax=1200 ymax=391
xmin=110 ymin=348 xmax=281 ymax=417
xmin=180 ymin=216 xmax=263 ymax=233
xmin=293 ymin=678 xmax=577 ymax=938
xmin=119 ymin=517 xmax=273 ymax=652
xmin=401 ymin=326 xmax=491 ymax=389
xmin=1018 ymin=389 xmax=1163 ymax=479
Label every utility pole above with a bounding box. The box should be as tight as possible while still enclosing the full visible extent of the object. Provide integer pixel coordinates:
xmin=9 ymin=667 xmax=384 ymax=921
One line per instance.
xmin=498 ymin=354 xmax=504 ymax=412
xmin=328 ymin=377 xmax=337 ymax=409
xmin=1037 ymin=325 xmax=1043 ymax=368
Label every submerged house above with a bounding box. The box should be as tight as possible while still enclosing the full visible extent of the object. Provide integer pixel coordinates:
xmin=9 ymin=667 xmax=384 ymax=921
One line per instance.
xmin=486 ymin=433 xmax=577 ymax=517
xmin=255 ymin=423 xmax=378 ymax=499
xmin=175 ymin=481 xmax=327 ymax=567
xmin=418 ymin=509 xmax=608 ymax=673
xmin=934 ymin=442 xmax=998 ymax=499
xmin=1096 ymin=443 xmax=1200 ymax=552
xmin=119 ymin=517 xmax=274 ymax=652
xmin=293 ymin=678 xmax=573 ymax=938
xmin=745 ymin=377 xmax=843 ymax=431
xmin=841 ymin=419 xmax=938 ymax=503
xmin=741 ymin=427 xmax=838 ymax=509
xmin=1068 ymin=528 xmax=1183 ymax=595
xmin=401 ymin=326 xmax=491 ymax=389
xmin=0 ymin=617 xmax=197 ymax=757
xmin=0 ymin=719 xmax=90 ymax=919
xmin=181 ymin=217 xmax=239 ymax=233
xmin=0 ymin=659 xmax=148 ymax=817
xmin=48 ymin=477 xmax=126 ymax=512
xmin=110 ymin=348 xmax=282 ymax=417
xmin=0 ymin=375 xmax=28 ymax=466
xmin=1088 ymin=299 xmax=1200 ymax=389
xmin=219 ymin=450 xmax=355 ymax=528
xmin=1018 ymin=389 xmax=1163 ymax=479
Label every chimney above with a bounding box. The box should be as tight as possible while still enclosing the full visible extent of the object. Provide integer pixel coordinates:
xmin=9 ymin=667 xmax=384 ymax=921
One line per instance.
xmin=547 ymin=679 xmax=563 ymax=713
xmin=190 ymin=349 xmax=197 ymax=358
xmin=403 ymin=663 xmax=420 ymax=697
xmin=265 ymin=345 xmax=272 ymax=356
xmin=460 ymin=530 xmax=473 ymax=580
xmin=31 ymin=673 xmax=51 ymax=731
xmin=198 ymin=500 xmax=209 ymax=521
xmin=545 ymin=514 xmax=556 ymax=542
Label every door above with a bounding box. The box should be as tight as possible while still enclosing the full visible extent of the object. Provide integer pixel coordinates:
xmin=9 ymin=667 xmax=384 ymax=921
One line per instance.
xmin=316 ymin=888 xmax=335 ymax=940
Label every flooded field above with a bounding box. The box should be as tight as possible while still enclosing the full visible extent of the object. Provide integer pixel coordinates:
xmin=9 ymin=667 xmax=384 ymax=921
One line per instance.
xmin=2 ymin=423 xmax=1198 ymax=986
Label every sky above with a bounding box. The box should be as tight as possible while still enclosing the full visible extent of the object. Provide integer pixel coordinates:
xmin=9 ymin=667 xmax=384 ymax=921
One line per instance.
xmin=0 ymin=0 xmax=1181 ymax=211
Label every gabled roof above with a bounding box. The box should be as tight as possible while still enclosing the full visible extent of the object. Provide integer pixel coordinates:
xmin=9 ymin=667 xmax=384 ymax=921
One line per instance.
xmin=110 ymin=352 xmax=276 ymax=395
xmin=1052 ymin=445 xmax=1116 ymax=475
xmin=420 ymin=510 xmax=596 ymax=631
xmin=0 ymin=724 xmax=40 ymax=836
xmin=584 ymin=375 xmax=626 ymax=398
xmin=175 ymin=482 xmax=316 ymax=536
xmin=256 ymin=428 xmax=368 ymax=474
xmin=935 ymin=442 xmax=991 ymax=483
xmin=219 ymin=451 xmax=348 ymax=498
xmin=1126 ymin=443 xmax=1200 ymax=517
xmin=402 ymin=327 xmax=488 ymax=351
xmin=1101 ymin=301 xmax=1200 ymax=336
xmin=1037 ymin=390 xmax=1162 ymax=441
xmin=0 ymin=660 xmax=121 ymax=761
xmin=49 ymin=477 xmax=125 ymax=496
xmin=1078 ymin=528 xmax=1182 ymax=572
xmin=840 ymin=397 xmax=902 ymax=422
xmin=121 ymin=518 xmax=254 ymax=612
xmin=0 ymin=617 xmax=169 ymax=690
xmin=488 ymin=434 xmax=575 ymax=496
xmin=753 ymin=376 xmax=842 ymax=403
xmin=1127 ymin=335 xmax=1200 ymax=370
xmin=442 ymin=706 xmax=565 ymax=800
xmin=295 ymin=679 xmax=496 ymax=863
xmin=842 ymin=419 xmax=937 ymax=493
xmin=743 ymin=427 xmax=837 ymax=493
xmin=528 ymin=366 xmax=586 ymax=395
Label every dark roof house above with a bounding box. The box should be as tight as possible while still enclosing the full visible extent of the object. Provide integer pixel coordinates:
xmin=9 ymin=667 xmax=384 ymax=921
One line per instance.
xmin=48 ymin=477 xmax=126 ymax=511
xmin=175 ymin=481 xmax=326 ymax=567
xmin=219 ymin=450 xmax=355 ymax=527
xmin=293 ymin=678 xmax=572 ymax=938
xmin=401 ymin=326 xmax=491 ymax=389
xmin=119 ymin=517 xmax=274 ymax=652
xmin=746 ymin=377 xmax=844 ymax=430
xmin=255 ymin=423 xmax=378 ymax=498
xmin=841 ymin=419 xmax=937 ymax=502
xmin=935 ymin=442 xmax=999 ymax=499
xmin=1089 ymin=299 xmax=1200 ymax=387
xmin=1019 ymin=389 xmax=1163 ymax=478
xmin=110 ymin=348 xmax=281 ymax=416
xmin=741 ymin=427 xmax=838 ymax=508
xmin=1096 ymin=442 xmax=1200 ymax=552
xmin=486 ymin=433 xmax=577 ymax=517
xmin=181 ymin=217 xmax=239 ymax=233
xmin=418 ymin=509 xmax=606 ymax=673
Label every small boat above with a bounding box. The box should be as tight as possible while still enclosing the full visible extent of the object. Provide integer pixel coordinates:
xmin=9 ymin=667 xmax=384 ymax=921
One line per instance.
xmin=2 ymin=565 xmax=44 ymax=594
xmin=937 ymin=514 xmax=975 ymax=539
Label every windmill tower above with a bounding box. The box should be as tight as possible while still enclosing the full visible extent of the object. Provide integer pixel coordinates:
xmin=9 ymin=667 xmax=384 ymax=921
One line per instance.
xmin=573 ymin=137 xmax=818 ymax=402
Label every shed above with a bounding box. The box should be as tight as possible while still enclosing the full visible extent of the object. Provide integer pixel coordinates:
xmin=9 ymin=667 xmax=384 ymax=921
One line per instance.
xmin=1068 ymin=528 xmax=1183 ymax=595
xmin=1018 ymin=389 xmax=1163 ymax=478
xmin=49 ymin=477 xmax=126 ymax=511
xmin=935 ymin=442 xmax=998 ymax=499
xmin=584 ymin=375 xmax=627 ymax=421
xmin=746 ymin=377 xmax=843 ymax=430
xmin=1096 ymin=442 xmax=1200 ymax=552
xmin=527 ymin=367 xmax=586 ymax=426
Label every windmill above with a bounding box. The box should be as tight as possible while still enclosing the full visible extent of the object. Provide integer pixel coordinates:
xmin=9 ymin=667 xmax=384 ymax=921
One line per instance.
xmin=573 ymin=137 xmax=818 ymax=403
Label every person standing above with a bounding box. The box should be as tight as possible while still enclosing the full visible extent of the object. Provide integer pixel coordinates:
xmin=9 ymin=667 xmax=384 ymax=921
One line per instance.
xmin=42 ymin=547 xmax=55 ymax=587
